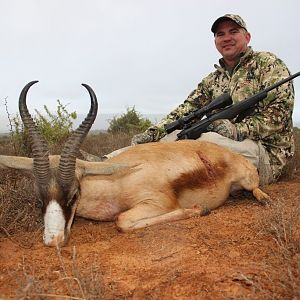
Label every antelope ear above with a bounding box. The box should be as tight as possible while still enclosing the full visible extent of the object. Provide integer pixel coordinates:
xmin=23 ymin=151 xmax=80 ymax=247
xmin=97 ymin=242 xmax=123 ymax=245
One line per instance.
xmin=76 ymin=159 xmax=133 ymax=176
xmin=0 ymin=155 xmax=33 ymax=170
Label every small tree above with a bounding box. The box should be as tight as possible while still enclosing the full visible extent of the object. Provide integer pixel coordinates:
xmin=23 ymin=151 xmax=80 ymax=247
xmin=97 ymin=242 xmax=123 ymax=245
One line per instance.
xmin=107 ymin=107 xmax=152 ymax=135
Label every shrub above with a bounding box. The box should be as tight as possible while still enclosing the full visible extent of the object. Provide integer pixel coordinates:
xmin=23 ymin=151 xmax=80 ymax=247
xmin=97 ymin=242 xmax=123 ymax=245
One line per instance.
xmin=34 ymin=100 xmax=77 ymax=147
xmin=107 ymin=107 xmax=152 ymax=135
xmin=6 ymin=100 xmax=77 ymax=156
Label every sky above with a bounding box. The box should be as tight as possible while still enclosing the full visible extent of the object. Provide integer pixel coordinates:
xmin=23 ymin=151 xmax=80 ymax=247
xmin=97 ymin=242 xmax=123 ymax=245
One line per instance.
xmin=1 ymin=0 xmax=300 ymax=131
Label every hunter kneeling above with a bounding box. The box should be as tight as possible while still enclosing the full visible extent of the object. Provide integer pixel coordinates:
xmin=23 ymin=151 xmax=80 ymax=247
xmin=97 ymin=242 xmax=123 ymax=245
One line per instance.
xmin=126 ymin=14 xmax=296 ymax=186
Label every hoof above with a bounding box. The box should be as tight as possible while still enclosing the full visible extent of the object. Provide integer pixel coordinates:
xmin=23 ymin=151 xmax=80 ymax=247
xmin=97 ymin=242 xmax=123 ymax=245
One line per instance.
xmin=253 ymin=188 xmax=271 ymax=206
xmin=200 ymin=207 xmax=211 ymax=216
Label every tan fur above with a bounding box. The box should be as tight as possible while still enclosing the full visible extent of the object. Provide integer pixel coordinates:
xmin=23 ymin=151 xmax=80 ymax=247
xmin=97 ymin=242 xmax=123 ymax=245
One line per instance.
xmin=75 ymin=140 xmax=270 ymax=231
xmin=0 ymin=140 xmax=270 ymax=234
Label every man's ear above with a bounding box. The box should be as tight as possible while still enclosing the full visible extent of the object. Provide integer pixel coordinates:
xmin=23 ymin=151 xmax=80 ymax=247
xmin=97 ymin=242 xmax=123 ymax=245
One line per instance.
xmin=245 ymin=31 xmax=251 ymax=44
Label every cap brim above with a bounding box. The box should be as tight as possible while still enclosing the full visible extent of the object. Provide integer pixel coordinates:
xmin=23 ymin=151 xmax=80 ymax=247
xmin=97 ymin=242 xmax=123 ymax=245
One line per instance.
xmin=211 ymin=16 xmax=233 ymax=33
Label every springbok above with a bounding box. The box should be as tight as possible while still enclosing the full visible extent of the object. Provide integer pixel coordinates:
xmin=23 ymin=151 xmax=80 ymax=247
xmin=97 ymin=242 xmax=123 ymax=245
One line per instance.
xmin=0 ymin=82 xmax=270 ymax=247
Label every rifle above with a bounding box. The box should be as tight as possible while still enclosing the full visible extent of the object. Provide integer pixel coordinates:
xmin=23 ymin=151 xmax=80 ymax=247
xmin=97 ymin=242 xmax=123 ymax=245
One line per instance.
xmin=172 ymin=71 xmax=300 ymax=140
xmin=164 ymin=92 xmax=233 ymax=134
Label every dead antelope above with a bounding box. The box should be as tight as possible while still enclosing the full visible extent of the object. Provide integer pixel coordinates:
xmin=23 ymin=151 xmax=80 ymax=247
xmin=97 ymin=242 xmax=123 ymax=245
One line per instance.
xmin=0 ymin=81 xmax=270 ymax=247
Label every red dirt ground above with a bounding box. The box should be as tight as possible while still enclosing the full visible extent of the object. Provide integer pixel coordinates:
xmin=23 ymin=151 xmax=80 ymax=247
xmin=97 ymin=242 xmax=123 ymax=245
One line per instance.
xmin=0 ymin=180 xmax=299 ymax=299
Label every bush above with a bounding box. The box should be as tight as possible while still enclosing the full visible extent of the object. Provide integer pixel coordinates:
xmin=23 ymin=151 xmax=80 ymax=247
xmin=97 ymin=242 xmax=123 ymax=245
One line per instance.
xmin=34 ymin=100 xmax=77 ymax=146
xmin=107 ymin=107 xmax=152 ymax=134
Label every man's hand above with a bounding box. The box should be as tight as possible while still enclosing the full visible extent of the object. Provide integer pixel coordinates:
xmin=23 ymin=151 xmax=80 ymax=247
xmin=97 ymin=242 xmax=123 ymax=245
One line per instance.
xmin=131 ymin=132 xmax=154 ymax=145
xmin=207 ymin=119 xmax=238 ymax=140
xmin=131 ymin=127 xmax=159 ymax=145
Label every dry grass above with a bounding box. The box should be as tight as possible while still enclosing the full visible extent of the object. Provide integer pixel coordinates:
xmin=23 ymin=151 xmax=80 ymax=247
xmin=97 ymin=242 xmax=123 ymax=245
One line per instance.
xmin=81 ymin=131 xmax=132 ymax=157
xmin=13 ymin=246 xmax=106 ymax=300
xmin=255 ymin=195 xmax=300 ymax=299
xmin=258 ymin=197 xmax=300 ymax=256
xmin=0 ymin=170 xmax=42 ymax=237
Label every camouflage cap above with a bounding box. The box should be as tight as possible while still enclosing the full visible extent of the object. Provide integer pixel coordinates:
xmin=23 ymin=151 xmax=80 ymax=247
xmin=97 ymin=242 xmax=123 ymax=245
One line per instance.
xmin=211 ymin=14 xmax=247 ymax=34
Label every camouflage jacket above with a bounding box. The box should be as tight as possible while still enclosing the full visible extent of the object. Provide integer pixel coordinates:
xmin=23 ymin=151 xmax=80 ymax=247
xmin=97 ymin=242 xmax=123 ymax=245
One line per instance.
xmin=150 ymin=47 xmax=295 ymax=179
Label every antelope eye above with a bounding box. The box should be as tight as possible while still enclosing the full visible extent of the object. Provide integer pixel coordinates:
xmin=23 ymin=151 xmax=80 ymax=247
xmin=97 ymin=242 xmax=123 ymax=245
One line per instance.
xmin=36 ymin=198 xmax=44 ymax=209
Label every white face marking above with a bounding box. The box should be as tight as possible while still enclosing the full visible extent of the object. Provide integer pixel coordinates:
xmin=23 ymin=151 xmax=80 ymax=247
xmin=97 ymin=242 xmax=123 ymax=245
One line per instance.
xmin=43 ymin=200 xmax=66 ymax=247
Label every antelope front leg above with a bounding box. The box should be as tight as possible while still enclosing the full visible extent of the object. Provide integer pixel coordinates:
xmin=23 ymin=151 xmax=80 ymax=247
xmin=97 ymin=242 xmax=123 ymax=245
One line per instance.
xmin=116 ymin=203 xmax=207 ymax=232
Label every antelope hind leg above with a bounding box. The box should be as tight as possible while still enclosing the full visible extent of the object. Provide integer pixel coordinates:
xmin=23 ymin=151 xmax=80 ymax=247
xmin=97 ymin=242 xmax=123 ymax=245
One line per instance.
xmin=252 ymin=187 xmax=271 ymax=205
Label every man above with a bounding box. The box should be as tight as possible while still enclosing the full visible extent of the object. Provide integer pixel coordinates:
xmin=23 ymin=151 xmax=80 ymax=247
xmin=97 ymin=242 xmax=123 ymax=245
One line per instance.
xmin=130 ymin=14 xmax=295 ymax=185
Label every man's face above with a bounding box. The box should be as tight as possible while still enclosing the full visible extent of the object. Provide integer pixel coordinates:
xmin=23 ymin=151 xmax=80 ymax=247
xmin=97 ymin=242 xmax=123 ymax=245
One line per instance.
xmin=214 ymin=20 xmax=251 ymax=64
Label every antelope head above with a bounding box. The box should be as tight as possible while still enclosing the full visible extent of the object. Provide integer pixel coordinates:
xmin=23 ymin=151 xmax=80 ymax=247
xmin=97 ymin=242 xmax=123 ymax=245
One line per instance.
xmin=18 ymin=81 xmax=98 ymax=247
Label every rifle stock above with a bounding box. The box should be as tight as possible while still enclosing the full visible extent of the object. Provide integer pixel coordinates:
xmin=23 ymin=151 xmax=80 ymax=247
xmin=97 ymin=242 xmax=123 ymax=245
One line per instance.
xmin=177 ymin=71 xmax=300 ymax=140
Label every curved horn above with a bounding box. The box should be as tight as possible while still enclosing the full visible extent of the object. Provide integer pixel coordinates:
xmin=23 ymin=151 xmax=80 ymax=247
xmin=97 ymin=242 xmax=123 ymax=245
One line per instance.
xmin=58 ymin=84 xmax=98 ymax=188
xmin=19 ymin=81 xmax=50 ymax=186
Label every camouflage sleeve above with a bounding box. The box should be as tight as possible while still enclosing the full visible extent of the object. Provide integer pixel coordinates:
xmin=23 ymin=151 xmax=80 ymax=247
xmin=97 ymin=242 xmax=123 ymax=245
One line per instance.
xmin=235 ymin=56 xmax=294 ymax=141
xmin=146 ymin=80 xmax=212 ymax=140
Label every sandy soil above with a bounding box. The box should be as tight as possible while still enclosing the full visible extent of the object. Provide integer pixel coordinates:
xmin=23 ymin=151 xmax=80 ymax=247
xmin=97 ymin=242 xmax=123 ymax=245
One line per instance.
xmin=0 ymin=180 xmax=299 ymax=299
